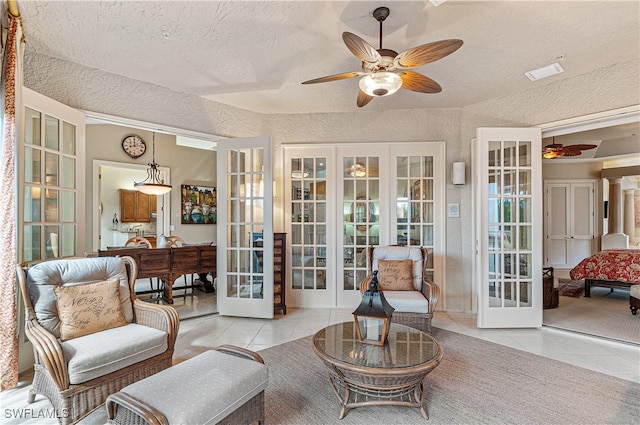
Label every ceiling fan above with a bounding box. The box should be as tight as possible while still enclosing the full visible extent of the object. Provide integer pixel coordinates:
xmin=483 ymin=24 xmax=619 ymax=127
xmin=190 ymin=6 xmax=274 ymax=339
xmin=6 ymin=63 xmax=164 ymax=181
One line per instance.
xmin=302 ymin=6 xmax=463 ymax=107
xmin=542 ymin=138 xmax=598 ymax=159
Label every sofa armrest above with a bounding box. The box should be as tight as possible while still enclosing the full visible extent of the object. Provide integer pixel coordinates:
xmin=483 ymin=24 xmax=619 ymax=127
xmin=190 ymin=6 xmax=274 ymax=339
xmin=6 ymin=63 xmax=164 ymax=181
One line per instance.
xmin=421 ymin=279 xmax=440 ymax=315
xmin=215 ymin=344 xmax=265 ymax=364
xmin=25 ymin=318 xmax=69 ymax=390
xmin=133 ymin=300 xmax=180 ymax=349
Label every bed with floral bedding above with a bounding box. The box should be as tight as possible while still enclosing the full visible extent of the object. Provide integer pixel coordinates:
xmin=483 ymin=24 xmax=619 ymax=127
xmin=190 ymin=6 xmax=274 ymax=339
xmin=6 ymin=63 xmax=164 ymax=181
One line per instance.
xmin=569 ymin=249 xmax=640 ymax=297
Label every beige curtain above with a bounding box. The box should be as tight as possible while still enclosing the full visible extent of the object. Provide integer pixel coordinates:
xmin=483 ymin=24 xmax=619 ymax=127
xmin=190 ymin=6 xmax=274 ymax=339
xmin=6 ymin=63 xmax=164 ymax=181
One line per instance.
xmin=0 ymin=13 xmax=23 ymax=391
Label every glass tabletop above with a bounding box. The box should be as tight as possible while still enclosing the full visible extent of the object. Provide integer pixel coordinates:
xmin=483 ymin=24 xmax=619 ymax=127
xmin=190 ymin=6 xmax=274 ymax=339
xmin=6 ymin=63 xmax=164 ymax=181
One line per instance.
xmin=313 ymin=321 xmax=441 ymax=369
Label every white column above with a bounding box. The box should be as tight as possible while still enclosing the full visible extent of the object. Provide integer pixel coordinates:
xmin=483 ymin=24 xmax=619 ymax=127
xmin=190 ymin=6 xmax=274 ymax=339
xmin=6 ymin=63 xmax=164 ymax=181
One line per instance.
xmin=602 ymin=177 xmax=628 ymax=249
xmin=623 ymin=189 xmax=635 ymax=241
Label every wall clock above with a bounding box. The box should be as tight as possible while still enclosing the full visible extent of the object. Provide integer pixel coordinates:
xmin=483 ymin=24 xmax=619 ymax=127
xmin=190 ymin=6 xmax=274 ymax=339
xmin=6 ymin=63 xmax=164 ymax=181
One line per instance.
xmin=121 ymin=134 xmax=146 ymax=159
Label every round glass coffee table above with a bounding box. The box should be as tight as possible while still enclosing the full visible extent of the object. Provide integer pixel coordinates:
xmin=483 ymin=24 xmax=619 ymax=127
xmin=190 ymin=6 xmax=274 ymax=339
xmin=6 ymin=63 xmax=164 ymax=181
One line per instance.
xmin=312 ymin=321 xmax=443 ymax=419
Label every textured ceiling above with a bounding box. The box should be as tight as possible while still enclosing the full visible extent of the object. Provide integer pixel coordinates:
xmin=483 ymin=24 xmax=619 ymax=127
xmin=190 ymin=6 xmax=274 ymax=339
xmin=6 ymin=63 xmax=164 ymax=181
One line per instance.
xmin=16 ymin=0 xmax=640 ymax=115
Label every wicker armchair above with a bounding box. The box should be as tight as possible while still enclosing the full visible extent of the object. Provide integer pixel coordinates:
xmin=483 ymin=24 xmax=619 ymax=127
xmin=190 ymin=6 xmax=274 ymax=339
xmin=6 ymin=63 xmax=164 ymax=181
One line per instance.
xmin=17 ymin=256 xmax=180 ymax=425
xmin=359 ymin=245 xmax=440 ymax=334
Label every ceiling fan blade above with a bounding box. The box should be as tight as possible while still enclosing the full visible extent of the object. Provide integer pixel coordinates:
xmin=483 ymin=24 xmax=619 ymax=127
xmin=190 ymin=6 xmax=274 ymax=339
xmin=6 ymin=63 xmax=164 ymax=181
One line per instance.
xmin=394 ymin=39 xmax=464 ymax=69
xmin=302 ymin=72 xmax=362 ymax=85
xmin=357 ymin=90 xmax=374 ymax=107
xmin=400 ymin=71 xmax=442 ymax=93
xmin=560 ymin=150 xmax=583 ymax=156
xmin=343 ymin=32 xmax=381 ymax=64
xmin=565 ymin=144 xmax=598 ymax=151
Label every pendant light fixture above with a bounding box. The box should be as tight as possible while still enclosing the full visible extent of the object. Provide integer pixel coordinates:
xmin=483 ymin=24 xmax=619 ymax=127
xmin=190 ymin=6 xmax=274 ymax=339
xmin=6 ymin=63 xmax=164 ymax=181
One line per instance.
xmin=134 ymin=132 xmax=172 ymax=195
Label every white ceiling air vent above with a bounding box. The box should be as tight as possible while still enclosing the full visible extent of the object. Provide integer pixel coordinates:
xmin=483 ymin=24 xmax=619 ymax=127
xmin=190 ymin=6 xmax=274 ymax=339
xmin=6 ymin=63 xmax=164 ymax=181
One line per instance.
xmin=524 ymin=62 xmax=564 ymax=81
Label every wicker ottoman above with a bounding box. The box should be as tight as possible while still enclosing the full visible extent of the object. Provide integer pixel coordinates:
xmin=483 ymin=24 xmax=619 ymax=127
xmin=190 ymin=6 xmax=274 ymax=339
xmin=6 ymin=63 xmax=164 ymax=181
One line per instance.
xmin=630 ymin=285 xmax=640 ymax=315
xmin=106 ymin=346 xmax=268 ymax=425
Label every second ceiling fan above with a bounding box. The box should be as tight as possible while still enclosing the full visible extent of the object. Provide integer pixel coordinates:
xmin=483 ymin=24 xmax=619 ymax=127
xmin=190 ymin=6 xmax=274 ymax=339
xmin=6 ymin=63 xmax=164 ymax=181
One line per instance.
xmin=302 ymin=6 xmax=463 ymax=107
xmin=542 ymin=138 xmax=598 ymax=159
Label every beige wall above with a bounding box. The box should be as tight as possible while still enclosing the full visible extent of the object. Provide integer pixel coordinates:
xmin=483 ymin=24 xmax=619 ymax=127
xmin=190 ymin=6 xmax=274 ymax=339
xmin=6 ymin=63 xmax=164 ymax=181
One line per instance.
xmin=86 ymin=125 xmax=218 ymax=248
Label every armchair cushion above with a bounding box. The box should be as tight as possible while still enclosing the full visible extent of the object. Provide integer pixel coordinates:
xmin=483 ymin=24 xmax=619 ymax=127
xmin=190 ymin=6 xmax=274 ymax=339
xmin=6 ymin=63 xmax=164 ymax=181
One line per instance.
xmin=27 ymin=257 xmax=134 ymax=338
xmin=377 ymin=260 xmax=414 ymax=291
xmin=62 ymin=323 xmax=168 ymax=385
xmin=54 ymin=278 xmax=126 ymax=341
xmin=382 ymin=290 xmax=429 ymax=314
xmin=371 ymin=246 xmax=424 ymax=290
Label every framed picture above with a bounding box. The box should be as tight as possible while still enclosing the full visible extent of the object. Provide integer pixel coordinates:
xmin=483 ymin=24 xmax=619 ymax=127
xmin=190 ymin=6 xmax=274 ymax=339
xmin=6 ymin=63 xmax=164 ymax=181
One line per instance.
xmin=181 ymin=184 xmax=217 ymax=224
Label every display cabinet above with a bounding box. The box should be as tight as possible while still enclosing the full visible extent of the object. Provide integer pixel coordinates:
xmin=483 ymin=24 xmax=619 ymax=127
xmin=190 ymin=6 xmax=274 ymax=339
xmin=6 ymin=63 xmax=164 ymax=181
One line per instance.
xmin=273 ymin=233 xmax=287 ymax=314
xmin=253 ymin=232 xmax=287 ymax=314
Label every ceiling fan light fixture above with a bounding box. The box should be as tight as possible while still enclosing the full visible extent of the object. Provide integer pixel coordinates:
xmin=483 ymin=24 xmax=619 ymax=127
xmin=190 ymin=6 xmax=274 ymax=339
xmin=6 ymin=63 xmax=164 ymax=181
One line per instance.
xmin=359 ymin=72 xmax=402 ymax=97
xmin=349 ymin=163 xmax=367 ymax=177
xmin=542 ymin=150 xmax=564 ymax=159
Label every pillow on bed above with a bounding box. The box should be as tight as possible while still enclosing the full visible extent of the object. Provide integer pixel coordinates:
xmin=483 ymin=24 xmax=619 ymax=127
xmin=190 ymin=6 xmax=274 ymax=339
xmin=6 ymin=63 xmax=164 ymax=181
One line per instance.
xmin=377 ymin=260 xmax=415 ymax=291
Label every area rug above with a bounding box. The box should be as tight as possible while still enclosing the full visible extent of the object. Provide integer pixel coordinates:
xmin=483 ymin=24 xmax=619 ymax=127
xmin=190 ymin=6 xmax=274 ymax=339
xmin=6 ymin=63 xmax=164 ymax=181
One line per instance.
xmin=558 ymin=278 xmax=584 ymax=297
xmin=544 ymin=286 xmax=640 ymax=345
xmin=258 ymin=328 xmax=640 ymax=424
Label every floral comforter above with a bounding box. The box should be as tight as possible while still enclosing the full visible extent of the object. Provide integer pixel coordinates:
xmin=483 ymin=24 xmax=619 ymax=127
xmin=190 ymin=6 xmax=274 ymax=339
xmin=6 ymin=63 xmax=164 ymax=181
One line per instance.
xmin=569 ymin=249 xmax=640 ymax=283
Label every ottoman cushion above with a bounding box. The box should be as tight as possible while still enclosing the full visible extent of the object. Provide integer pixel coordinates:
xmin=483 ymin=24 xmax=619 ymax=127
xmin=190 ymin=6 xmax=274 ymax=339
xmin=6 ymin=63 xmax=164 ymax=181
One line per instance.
xmin=631 ymin=285 xmax=640 ymax=299
xmin=115 ymin=350 xmax=268 ymax=424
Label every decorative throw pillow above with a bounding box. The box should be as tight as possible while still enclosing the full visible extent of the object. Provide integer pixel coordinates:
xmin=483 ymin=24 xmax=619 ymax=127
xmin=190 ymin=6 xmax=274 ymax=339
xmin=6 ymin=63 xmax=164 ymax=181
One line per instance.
xmin=377 ymin=259 xmax=414 ymax=291
xmin=54 ymin=279 xmax=126 ymax=341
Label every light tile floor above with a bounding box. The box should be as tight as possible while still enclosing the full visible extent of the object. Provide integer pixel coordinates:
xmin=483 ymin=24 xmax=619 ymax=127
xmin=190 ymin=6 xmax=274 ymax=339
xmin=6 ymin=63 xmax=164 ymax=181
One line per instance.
xmin=2 ymin=309 xmax=639 ymax=424
xmin=177 ymin=308 xmax=640 ymax=383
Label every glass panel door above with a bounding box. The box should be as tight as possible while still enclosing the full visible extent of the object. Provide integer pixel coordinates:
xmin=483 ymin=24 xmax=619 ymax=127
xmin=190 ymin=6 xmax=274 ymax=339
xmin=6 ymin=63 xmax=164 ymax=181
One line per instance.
xmin=19 ymin=89 xmax=85 ymax=263
xmin=285 ymin=147 xmax=335 ymax=308
xmin=337 ymin=147 xmax=389 ymax=308
xmin=284 ymin=143 xmax=444 ymax=310
xmin=475 ymin=127 xmax=542 ymax=328
xmin=217 ymin=136 xmax=273 ymax=319
xmin=391 ymin=144 xmax=445 ymax=290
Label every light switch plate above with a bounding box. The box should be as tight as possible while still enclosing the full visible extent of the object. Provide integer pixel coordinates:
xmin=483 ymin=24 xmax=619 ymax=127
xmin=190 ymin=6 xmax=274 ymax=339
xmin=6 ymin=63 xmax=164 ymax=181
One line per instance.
xmin=448 ymin=203 xmax=460 ymax=218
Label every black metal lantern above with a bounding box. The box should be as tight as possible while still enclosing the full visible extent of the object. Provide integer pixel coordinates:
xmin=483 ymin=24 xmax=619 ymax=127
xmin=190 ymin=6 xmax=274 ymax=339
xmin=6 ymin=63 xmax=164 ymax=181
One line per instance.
xmin=352 ymin=271 xmax=395 ymax=346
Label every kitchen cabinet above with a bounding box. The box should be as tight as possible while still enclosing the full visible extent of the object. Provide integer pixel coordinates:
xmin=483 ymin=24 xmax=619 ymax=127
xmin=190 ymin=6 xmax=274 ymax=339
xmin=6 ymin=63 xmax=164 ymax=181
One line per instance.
xmin=120 ymin=190 xmax=156 ymax=223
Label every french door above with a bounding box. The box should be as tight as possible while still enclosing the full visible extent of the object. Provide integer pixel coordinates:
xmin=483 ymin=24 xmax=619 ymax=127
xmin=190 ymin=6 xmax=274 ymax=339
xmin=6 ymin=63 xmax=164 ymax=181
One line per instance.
xmin=286 ymin=146 xmax=335 ymax=307
xmin=285 ymin=143 xmax=445 ymax=309
xmin=19 ymin=88 xmax=86 ymax=262
xmin=216 ymin=136 xmax=274 ymax=319
xmin=337 ymin=146 xmax=390 ymax=307
xmin=474 ymin=127 xmax=542 ymax=328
